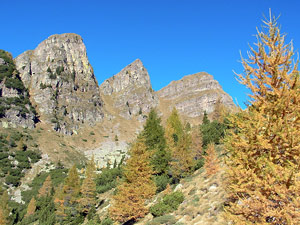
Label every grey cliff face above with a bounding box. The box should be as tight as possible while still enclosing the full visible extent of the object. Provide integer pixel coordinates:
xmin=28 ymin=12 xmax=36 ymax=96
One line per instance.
xmin=157 ymin=72 xmax=236 ymax=117
xmin=15 ymin=33 xmax=103 ymax=134
xmin=0 ymin=50 xmax=36 ymax=128
xmin=100 ymin=59 xmax=158 ymax=119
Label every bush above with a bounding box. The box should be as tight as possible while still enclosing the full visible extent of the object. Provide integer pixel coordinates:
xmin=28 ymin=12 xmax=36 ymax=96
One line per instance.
xmin=150 ymin=201 xmax=173 ymax=217
xmin=154 ymin=174 xmax=170 ymax=193
xmin=162 ymin=191 xmax=184 ymax=210
xmin=5 ymin=175 xmax=20 ymax=186
xmin=150 ymin=191 xmax=184 ymax=217
xmin=95 ymin=166 xmax=123 ymax=193
xmin=55 ymin=66 xmax=64 ymax=75
xmin=5 ymin=77 xmax=25 ymax=91
xmin=146 ymin=215 xmax=177 ymax=225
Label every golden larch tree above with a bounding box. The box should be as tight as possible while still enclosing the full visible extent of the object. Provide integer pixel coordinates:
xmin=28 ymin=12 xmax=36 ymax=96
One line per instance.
xmin=0 ymin=207 xmax=7 ymax=225
xmin=204 ymin=143 xmax=219 ymax=176
xmin=224 ymin=14 xmax=300 ymax=224
xmin=25 ymin=197 xmax=36 ymax=218
xmin=38 ymin=175 xmax=52 ymax=197
xmin=63 ymin=164 xmax=80 ymax=205
xmin=109 ymin=140 xmax=156 ymax=223
xmin=0 ymin=189 xmax=8 ymax=225
xmin=54 ymin=184 xmax=66 ymax=222
xmin=79 ymin=157 xmax=97 ymax=214
xmin=165 ymin=108 xmax=195 ymax=178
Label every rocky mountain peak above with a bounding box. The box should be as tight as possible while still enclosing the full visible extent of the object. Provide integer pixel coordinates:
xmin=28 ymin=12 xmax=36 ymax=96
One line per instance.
xmin=15 ymin=33 xmax=103 ymax=135
xmin=100 ymin=59 xmax=151 ymax=95
xmin=100 ymin=59 xmax=157 ymax=119
xmin=157 ymin=72 xmax=236 ymax=120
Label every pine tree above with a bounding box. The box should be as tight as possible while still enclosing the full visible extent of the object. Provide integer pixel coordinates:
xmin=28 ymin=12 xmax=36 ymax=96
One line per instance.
xmin=25 ymin=197 xmax=36 ymax=218
xmin=38 ymin=175 xmax=52 ymax=197
xmin=224 ymin=14 xmax=300 ymax=224
xmin=204 ymin=143 xmax=219 ymax=176
xmin=79 ymin=157 xmax=96 ymax=214
xmin=141 ymin=109 xmax=171 ymax=175
xmin=202 ymin=111 xmax=210 ymax=125
xmin=109 ymin=140 xmax=156 ymax=223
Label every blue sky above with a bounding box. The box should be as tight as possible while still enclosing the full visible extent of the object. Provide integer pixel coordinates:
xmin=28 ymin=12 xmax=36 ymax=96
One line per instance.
xmin=1 ymin=0 xmax=300 ymax=108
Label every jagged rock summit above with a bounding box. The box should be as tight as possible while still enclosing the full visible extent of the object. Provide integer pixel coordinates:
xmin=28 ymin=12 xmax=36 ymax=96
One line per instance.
xmin=15 ymin=33 xmax=103 ymax=135
xmin=157 ymin=72 xmax=236 ymax=120
xmin=100 ymin=59 xmax=158 ymax=119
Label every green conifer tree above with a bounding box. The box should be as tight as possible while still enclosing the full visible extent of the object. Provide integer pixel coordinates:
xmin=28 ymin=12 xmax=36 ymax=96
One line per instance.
xmin=141 ymin=109 xmax=171 ymax=175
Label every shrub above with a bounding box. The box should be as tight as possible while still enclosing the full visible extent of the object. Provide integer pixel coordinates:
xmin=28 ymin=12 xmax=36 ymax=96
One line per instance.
xmin=163 ymin=191 xmax=184 ymax=210
xmin=154 ymin=174 xmax=170 ymax=193
xmin=5 ymin=175 xmax=20 ymax=186
xmin=49 ymin=73 xmax=56 ymax=79
xmin=150 ymin=191 xmax=184 ymax=217
xmin=55 ymin=66 xmax=64 ymax=75
xmin=150 ymin=202 xmax=172 ymax=217
xmin=146 ymin=215 xmax=177 ymax=225
xmin=95 ymin=166 xmax=122 ymax=193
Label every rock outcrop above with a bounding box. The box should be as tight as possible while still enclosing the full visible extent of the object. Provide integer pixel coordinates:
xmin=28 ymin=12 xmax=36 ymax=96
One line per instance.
xmin=15 ymin=33 xmax=103 ymax=134
xmin=157 ymin=72 xmax=236 ymax=119
xmin=0 ymin=50 xmax=36 ymax=128
xmin=100 ymin=59 xmax=158 ymax=120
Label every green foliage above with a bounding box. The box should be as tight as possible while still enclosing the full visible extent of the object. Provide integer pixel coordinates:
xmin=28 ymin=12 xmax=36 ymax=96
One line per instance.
xmin=100 ymin=217 xmax=114 ymax=225
xmin=49 ymin=73 xmax=56 ymax=79
xmin=22 ymin=167 xmax=68 ymax=203
xmin=5 ymin=77 xmax=25 ymax=91
xmin=56 ymin=66 xmax=64 ymax=75
xmin=200 ymin=113 xmax=228 ymax=149
xmin=0 ymin=130 xmax=41 ymax=187
xmin=95 ymin=164 xmax=123 ymax=193
xmin=0 ymin=50 xmax=36 ymax=119
xmin=150 ymin=191 xmax=184 ymax=217
xmin=141 ymin=109 xmax=171 ymax=176
xmin=146 ymin=215 xmax=177 ymax=225
xmin=150 ymin=201 xmax=173 ymax=217
xmin=154 ymin=174 xmax=171 ymax=193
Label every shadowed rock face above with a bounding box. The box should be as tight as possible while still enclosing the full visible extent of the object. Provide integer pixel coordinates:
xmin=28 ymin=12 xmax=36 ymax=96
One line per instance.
xmin=157 ymin=72 xmax=236 ymax=118
xmin=15 ymin=33 xmax=103 ymax=135
xmin=0 ymin=50 xmax=36 ymax=128
xmin=100 ymin=59 xmax=158 ymax=119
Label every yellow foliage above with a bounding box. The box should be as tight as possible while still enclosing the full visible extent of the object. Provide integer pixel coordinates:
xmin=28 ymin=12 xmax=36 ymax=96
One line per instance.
xmin=204 ymin=143 xmax=219 ymax=176
xmin=224 ymin=14 xmax=300 ymax=224
xmin=0 ymin=207 xmax=7 ymax=225
xmin=109 ymin=140 xmax=156 ymax=223
xmin=25 ymin=197 xmax=36 ymax=218
xmin=38 ymin=175 xmax=52 ymax=197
